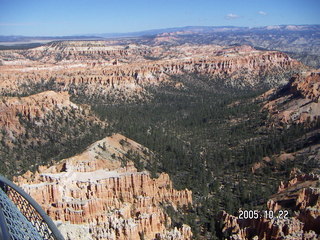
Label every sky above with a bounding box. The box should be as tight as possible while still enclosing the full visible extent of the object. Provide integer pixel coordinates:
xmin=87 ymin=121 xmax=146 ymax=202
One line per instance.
xmin=0 ymin=0 xmax=319 ymax=36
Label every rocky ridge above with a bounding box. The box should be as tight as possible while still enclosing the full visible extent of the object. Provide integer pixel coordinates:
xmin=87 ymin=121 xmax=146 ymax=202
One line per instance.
xmin=263 ymin=71 xmax=320 ymax=125
xmin=0 ymin=90 xmax=102 ymax=146
xmin=0 ymin=91 xmax=76 ymax=135
xmin=251 ymin=70 xmax=320 ymax=175
xmin=219 ymin=172 xmax=320 ymax=240
xmin=220 ymin=69 xmax=320 ymax=239
xmin=14 ymin=134 xmax=193 ymax=240
xmin=0 ymin=43 xmax=303 ymax=102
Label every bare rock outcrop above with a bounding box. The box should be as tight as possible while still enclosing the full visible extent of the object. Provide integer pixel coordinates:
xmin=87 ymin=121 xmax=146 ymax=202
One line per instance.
xmin=219 ymin=173 xmax=320 ymax=240
xmin=0 ymin=43 xmax=303 ymax=102
xmin=0 ymin=90 xmax=102 ymax=150
xmin=0 ymin=91 xmax=77 ymax=135
xmin=264 ymin=71 xmax=320 ymax=125
xmin=14 ymin=134 xmax=193 ymax=240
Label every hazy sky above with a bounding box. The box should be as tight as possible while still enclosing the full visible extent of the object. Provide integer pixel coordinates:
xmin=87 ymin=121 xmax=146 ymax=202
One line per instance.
xmin=0 ymin=0 xmax=319 ymax=36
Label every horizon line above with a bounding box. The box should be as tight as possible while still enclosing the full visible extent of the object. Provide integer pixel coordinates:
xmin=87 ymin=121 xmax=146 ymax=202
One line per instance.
xmin=0 ymin=24 xmax=319 ymax=38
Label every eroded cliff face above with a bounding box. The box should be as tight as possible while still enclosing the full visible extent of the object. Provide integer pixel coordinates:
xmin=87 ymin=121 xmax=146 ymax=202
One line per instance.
xmin=0 ymin=90 xmax=102 ymax=147
xmin=0 ymin=91 xmax=75 ymax=134
xmin=263 ymin=71 xmax=320 ymax=125
xmin=14 ymin=134 xmax=193 ymax=240
xmin=219 ymin=173 xmax=320 ymax=240
xmin=234 ymin=71 xmax=320 ymax=239
xmin=0 ymin=43 xmax=303 ymax=102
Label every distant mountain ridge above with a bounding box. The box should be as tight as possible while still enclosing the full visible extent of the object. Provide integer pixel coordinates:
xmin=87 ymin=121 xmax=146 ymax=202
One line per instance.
xmin=1 ymin=24 xmax=319 ymax=68
xmin=1 ymin=24 xmax=319 ymax=42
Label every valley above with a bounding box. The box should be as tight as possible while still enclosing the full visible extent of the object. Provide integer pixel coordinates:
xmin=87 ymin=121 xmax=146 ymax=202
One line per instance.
xmin=0 ymin=33 xmax=319 ymax=239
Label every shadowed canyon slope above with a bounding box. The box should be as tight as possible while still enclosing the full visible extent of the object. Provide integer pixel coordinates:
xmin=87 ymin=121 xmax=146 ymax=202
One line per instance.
xmin=15 ymin=134 xmax=193 ymax=240
xmin=219 ymin=71 xmax=320 ymax=240
xmin=264 ymin=71 xmax=320 ymax=125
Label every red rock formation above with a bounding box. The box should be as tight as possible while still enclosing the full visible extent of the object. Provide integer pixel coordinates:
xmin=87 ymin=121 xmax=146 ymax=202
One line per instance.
xmin=263 ymin=71 xmax=320 ymax=125
xmin=0 ymin=43 xmax=303 ymax=102
xmin=292 ymin=72 xmax=320 ymax=101
xmin=14 ymin=134 xmax=193 ymax=240
xmin=219 ymin=173 xmax=320 ymax=240
xmin=0 ymin=91 xmax=78 ymax=135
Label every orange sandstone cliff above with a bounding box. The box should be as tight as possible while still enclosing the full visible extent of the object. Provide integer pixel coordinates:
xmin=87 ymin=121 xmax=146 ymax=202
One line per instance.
xmin=0 ymin=43 xmax=303 ymax=102
xmin=0 ymin=90 xmax=103 ymax=150
xmin=0 ymin=91 xmax=77 ymax=135
xmin=220 ymin=70 xmax=320 ymax=240
xmin=14 ymin=134 xmax=193 ymax=240
xmin=263 ymin=71 xmax=320 ymax=125
xmin=219 ymin=173 xmax=320 ymax=240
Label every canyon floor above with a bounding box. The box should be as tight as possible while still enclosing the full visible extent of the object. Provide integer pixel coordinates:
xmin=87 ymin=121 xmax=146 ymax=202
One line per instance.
xmin=0 ymin=35 xmax=319 ymax=239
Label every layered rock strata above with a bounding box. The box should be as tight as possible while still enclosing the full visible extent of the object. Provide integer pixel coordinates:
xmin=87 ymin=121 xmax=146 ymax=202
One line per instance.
xmin=264 ymin=71 xmax=320 ymax=125
xmin=0 ymin=43 xmax=303 ymax=102
xmin=15 ymin=134 xmax=193 ymax=240
xmin=219 ymin=173 xmax=320 ymax=240
xmin=0 ymin=91 xmax=77 ymax=135
xmin=0 ymin=90 xmax=102 ymax=146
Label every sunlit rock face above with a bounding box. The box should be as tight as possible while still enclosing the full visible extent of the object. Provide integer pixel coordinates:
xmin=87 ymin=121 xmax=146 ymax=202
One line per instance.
xmin=0 ymin=43 xmax=303 ymax=102
xmin=0 ymin=91 xmax=75 ymax=135
xmin=264 ymin=71 xmax=320 ymax=125
xmin=15 ymin=134 xmax=193 ymax=240
xmin=219 ymin=173 xmax=320 ymax=240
